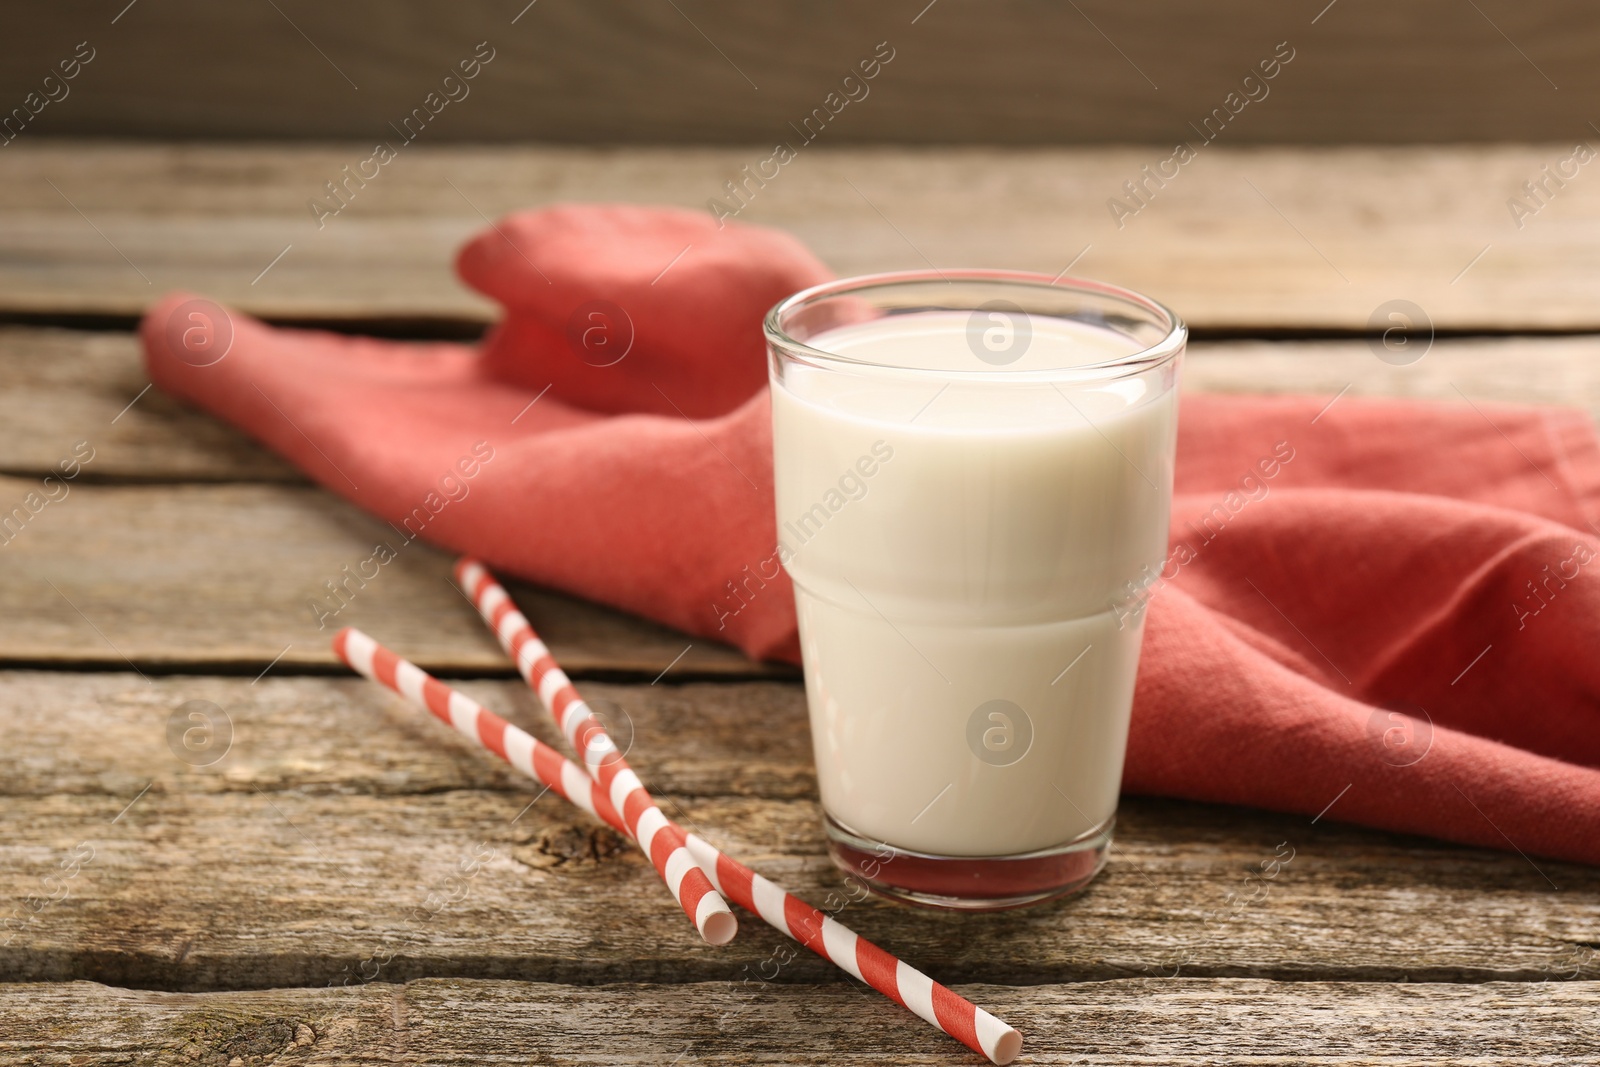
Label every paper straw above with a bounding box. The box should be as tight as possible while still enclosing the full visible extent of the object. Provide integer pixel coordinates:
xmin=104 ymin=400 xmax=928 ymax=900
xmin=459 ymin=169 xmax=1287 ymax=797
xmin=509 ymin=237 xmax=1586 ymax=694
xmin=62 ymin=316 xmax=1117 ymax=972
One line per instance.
xmin=333 ymin=621 xmax=733 ymax=948
xmin=452 ymin=558 xmax=739 ymax=948
xmin=332 ymin=627 xmax=1023 ymax=1065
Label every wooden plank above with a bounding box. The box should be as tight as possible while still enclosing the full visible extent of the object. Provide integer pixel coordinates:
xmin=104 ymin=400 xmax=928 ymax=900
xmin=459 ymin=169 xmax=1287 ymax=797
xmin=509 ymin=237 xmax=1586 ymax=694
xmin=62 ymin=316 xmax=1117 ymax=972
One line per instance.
xmin=1 ymin=672 xmax=1595 ymax=991
xmin=4 ymin=977 xmax=1599 ymax=1065
xmin=1184 ymin=335 xmax=1600 ymax=410
xmin=0 ymin=673 xmax=815 ymax=802
xmin=0 ymin=326 xmax=303 ymax=483
xmin=4 ymin=144 xmax=1600 ymax=331
xmin=8 ymin=327 xmax=1600 ymax=486
xmin=0 ymin=981 xmax=391 ymax=1067
xmin=3 ymin=0 xmax=1596 ymax=145
xmin=0 ymin=477 xmax=784 ymax=677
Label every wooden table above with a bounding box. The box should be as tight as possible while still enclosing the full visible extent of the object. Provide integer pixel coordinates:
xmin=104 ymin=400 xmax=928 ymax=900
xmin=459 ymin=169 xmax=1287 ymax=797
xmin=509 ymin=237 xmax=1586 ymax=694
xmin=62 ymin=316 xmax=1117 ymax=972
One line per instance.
xmin=2 ymin=143 xmax=1598 ymax=1064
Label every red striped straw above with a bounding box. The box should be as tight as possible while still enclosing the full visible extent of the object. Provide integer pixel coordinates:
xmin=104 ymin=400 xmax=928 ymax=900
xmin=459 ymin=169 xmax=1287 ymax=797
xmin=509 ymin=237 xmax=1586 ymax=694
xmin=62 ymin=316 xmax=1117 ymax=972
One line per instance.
xmin=451 ymin=558 xmax=738 ymax=948
xmin=332 ymin=626 xmax=1023 ymax=1065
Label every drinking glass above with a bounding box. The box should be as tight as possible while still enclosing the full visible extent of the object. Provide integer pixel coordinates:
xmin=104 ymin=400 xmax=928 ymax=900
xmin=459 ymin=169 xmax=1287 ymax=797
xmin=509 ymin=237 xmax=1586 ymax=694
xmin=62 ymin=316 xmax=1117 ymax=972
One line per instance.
xmin=765 ymin=270 xmax=1185 ymax=909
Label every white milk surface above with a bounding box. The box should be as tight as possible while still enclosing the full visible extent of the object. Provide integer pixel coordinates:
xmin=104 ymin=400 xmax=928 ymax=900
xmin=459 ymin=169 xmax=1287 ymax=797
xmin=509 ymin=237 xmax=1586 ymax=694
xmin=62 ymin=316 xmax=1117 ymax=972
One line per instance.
xmin=772 ymin=312 xmax=1177 ymax=856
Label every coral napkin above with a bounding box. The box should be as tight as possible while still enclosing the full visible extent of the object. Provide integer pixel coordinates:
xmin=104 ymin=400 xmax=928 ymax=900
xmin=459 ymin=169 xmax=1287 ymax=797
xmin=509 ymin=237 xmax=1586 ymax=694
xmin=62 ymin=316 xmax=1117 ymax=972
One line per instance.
xmin=142 ymin=204 xmax=1600 ymax=867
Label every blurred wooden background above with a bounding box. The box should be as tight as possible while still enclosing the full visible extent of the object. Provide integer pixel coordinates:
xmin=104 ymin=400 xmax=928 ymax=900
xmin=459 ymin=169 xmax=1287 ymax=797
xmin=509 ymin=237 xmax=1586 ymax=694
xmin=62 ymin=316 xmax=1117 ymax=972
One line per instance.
xmin=1 ymin=0 xmax=1591 ymax=144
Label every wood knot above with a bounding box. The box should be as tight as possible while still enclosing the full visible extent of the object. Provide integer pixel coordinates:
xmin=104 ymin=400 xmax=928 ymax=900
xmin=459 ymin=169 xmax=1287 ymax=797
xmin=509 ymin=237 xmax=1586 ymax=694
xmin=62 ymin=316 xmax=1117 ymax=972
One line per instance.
xmin=160 ymin=1013 xmax=315 ymax=1065
xmin=511 ymin=824 xmax=631 ymax=869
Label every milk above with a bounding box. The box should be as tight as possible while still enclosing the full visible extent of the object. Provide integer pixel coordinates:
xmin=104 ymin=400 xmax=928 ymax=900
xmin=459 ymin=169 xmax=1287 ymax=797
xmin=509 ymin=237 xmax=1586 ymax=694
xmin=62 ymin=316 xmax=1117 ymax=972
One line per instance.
xmin=772 ymin=311 xmax=1179 ymax=857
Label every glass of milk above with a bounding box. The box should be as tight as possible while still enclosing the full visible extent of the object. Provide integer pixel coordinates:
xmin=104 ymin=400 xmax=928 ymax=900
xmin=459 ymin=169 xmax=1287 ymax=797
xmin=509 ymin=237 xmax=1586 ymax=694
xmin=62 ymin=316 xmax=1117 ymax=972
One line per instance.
xmin=765 ymin=270 xmax=1184 ymax=910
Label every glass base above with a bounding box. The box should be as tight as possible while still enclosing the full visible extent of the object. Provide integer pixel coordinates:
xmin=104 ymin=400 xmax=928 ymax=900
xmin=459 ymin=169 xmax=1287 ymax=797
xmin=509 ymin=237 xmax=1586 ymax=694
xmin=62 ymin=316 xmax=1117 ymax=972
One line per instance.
xmin=825 ymin=811 xmax=1114 ymax=912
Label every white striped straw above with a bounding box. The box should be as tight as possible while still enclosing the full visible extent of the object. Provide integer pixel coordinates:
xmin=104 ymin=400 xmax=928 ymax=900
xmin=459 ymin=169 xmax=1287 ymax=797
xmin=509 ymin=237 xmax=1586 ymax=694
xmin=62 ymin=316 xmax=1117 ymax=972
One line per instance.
xmin=332 ymin=626 xmax=1023 ymax=1065
xmin=452 ymin=558 xmax=737 ymax=946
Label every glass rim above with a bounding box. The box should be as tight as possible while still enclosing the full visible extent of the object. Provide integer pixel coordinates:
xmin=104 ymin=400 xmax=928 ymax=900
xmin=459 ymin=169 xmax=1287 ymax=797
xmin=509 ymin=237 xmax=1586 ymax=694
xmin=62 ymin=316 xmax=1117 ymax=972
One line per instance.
xmin=764 ymin=268 xmax=1186 ymax=384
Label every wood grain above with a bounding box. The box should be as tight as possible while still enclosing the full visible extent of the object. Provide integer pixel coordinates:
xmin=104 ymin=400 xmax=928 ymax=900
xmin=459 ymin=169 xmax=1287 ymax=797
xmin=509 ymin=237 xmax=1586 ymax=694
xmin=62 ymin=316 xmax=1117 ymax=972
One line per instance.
xmin=0 ymin=326 xmax=303 ymax=483
xmin=5 ymin=977 xmax=1600 ymax=1065
xmin=1184 ymin=335 xmax=1600 ymax=410
xmin=2 ymin=0 xmax=1595 ymax=144
xmin=0 ymin=672 xmax=1595 ymax=992
xmin=0 ymin=673 xmax=815 ymax=802
xmin=4 ymin=144 xmax=1600 ymax=330
xmin=0 ymin=475 xmax=785 ymax=678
